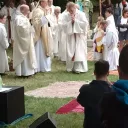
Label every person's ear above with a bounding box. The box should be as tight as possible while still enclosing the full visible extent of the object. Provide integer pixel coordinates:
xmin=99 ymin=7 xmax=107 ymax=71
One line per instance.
xmin=107 ymin=71 xmax=109 ymax=76
xmin=94 ymin=71 xmax=96 ymax=76
xmin=117 ymin=66 xmax=120 ymax=74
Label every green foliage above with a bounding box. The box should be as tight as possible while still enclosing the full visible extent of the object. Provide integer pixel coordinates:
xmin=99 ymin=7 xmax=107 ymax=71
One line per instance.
xmin=91 ymin=0 xmax=99 ymax=6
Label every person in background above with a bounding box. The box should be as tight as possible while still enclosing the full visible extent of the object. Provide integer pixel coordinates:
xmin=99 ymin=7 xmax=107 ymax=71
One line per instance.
xmin=77 ymin=60 xmax=112 ymax=128
xmin=76 ymin=0 xmax=83 ymax=11
xmin=101 ymin=45 xmax=128 ymax=128
xmin=114 ymin=3 xmax=121 ymax=26
xmin=32 ymin=0 xmax=52 ymax=72
xmin=93 ymin=20 xmax=105 ymax=61
xmin=1 ymin=0 xmax=16 ymax=44
xmin=47 ymin=6 xmax=61 ymax=57
xmin=116 ymin=9 xmax=128 ymax=52
xmin=93 ymin=16 xmax=104 ymax=34
xmin=119 ymin=0 xmax=128 ymax=16
xmin=82 ymin=0 xmax=93 ymax=28
xmin=105 ymin=8 xmax=116 ymax=27
xmin=13 ymin=5 xmax=37 ymax=76
xmin=0 ymin=11 xmax=9 ymax=75
xmin=102 ymin=18 xmax=119 ymax=71
xmin=61 ymin=2 xmax=88 ymax=73
xmin=57 ymin=2 xmax=69 ymax=62
xmin=101 ymin=0 xmax=112 ymax=18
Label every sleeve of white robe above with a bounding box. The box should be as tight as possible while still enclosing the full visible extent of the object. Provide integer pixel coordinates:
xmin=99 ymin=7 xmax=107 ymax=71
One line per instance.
xmin=15 ymin=18 xmax=30 ymax=54
xmin=102 ymin=32 xmax=114 ymax=60
xmin=0 ymin=27 xmax=9 ymax=49
xmin=73 ymin=12 xmax=89 ymax=35
xmin=58 ymin=13 xmax=73 ymax=34
xmin=102 ymin=32 xmax=113 ymax=47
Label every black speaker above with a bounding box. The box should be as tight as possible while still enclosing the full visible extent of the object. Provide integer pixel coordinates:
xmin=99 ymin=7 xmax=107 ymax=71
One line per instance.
xmin=29 ymin=112 xmax=57 ymax=128
xmin=0 ymin=86 xmax=25 ymax=124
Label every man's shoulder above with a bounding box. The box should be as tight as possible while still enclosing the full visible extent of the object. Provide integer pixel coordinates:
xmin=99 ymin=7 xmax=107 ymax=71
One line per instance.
xmin=79 ymin=84 xmax=90 ymax=92
xmin=15 ymin=15 xmax=27 ymax=26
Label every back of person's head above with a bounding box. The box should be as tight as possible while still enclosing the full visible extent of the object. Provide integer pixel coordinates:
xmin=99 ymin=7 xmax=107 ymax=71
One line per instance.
xmin=98 ymin=16 xmax=104 ymax=22
xmin=100 ymin=20 xmax=107 ymax=26
xmin=119 ymin=45 xmax=128 ymax=78
xmin=94 ymin=60 xmax=109 ymax=78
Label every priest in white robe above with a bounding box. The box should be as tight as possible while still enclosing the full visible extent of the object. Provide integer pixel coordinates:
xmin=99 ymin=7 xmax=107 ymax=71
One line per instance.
xmin=32 ymin=0 xmax=52 ymax=72
xmin=1 ymin=1 xmax=16 ymax=43
xmin=105 ymin=8 xmax=116 ymax=28
xmin=13 ymin=5 xmax=37 ymax=76
xmin=62 ymin=2 xmax=88 ymax=73
xmin=48 ymin=6 xmax=61 ymax=57
xmin=102 ymin=20 xmax=119 ymax=71
xmin=0 ymin=11 xmax=9 ymax=74
xmin=58 ymin=4 xmax=69 ymax=62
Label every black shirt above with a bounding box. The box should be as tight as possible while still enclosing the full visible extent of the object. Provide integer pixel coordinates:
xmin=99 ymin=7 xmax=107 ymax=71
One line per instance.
xmin=77 ymin=80 xmax=112 ymax=128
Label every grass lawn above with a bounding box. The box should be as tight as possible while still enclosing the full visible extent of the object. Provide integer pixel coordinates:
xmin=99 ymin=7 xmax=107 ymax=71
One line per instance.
xmin=2 ymin=48 xmax=118 ymax=128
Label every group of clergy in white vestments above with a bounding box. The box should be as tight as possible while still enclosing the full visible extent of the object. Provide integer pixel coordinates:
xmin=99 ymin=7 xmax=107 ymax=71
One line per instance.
xmin=0 ymin=0 xmax=120 ymax=77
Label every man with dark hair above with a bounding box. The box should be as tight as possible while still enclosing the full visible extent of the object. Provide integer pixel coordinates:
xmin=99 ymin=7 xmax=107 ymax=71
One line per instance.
xmin=0 ymin=11 xmax=9 ymax=74
xmin=101 ymin=45 xmax=128 ymax=128
xmin=101 ymin=0 xmax=112 ymax=18
xmin=77 ymin=60 xmax=112 ymax=128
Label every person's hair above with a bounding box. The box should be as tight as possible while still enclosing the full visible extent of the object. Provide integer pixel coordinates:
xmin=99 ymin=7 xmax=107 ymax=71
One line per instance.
xmin=94 ymin=60 xmax=109 ymax=77
xmin=67 ymin=2 xmax=75 ymax=10
xmin=100 ymin=20 xmax=107 ymax=26
xmin=119 ymin=45 xmax=128 ymax=75
xmin=20 ymin=4 xmax=29 ymax=13
xmin=105 ymin=8 xmax=113 ymax=14
xmin=122 ymin=9 xmax=128 ymax=16
xmin=98 ymin=16 xmax=104 ymax=22
xmin=39 ymin=0 xmax=48 ymax=5
xmin=54 ymin=6 xmax=61 ymax=12
xmin=0 ymin=11 xmax=6 ymax=19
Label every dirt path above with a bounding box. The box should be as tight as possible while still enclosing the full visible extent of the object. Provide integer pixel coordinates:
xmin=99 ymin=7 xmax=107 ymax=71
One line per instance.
xmin=25 ymin=81 xmax=89 ymax=98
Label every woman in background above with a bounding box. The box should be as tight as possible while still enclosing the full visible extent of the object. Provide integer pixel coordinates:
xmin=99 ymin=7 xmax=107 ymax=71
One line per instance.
xmin=117 ymin=9 xmax=128 ymax=52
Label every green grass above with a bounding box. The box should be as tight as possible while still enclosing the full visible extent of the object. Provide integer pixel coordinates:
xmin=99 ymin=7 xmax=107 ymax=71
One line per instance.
xmin=2 ymin=48 xmax=118 ymax=128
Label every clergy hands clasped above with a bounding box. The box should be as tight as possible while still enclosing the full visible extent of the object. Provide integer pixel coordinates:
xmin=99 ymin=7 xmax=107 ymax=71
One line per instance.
xmin=71 ymin=14 xmax=75 ymax=24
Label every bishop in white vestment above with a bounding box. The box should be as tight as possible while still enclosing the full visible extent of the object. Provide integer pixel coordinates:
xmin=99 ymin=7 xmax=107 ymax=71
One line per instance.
xmin=47 ymin=6 xmax=61 ymax=57
xmin=13 ymin=5 xmax=37 ymax=76
xmin=32 ymin=0 xmax=52 ymax=72
xmin=0 ymin=13 xmax=9 ymax=74
xmin=62 ymin=2 xmax=88 ymax=73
